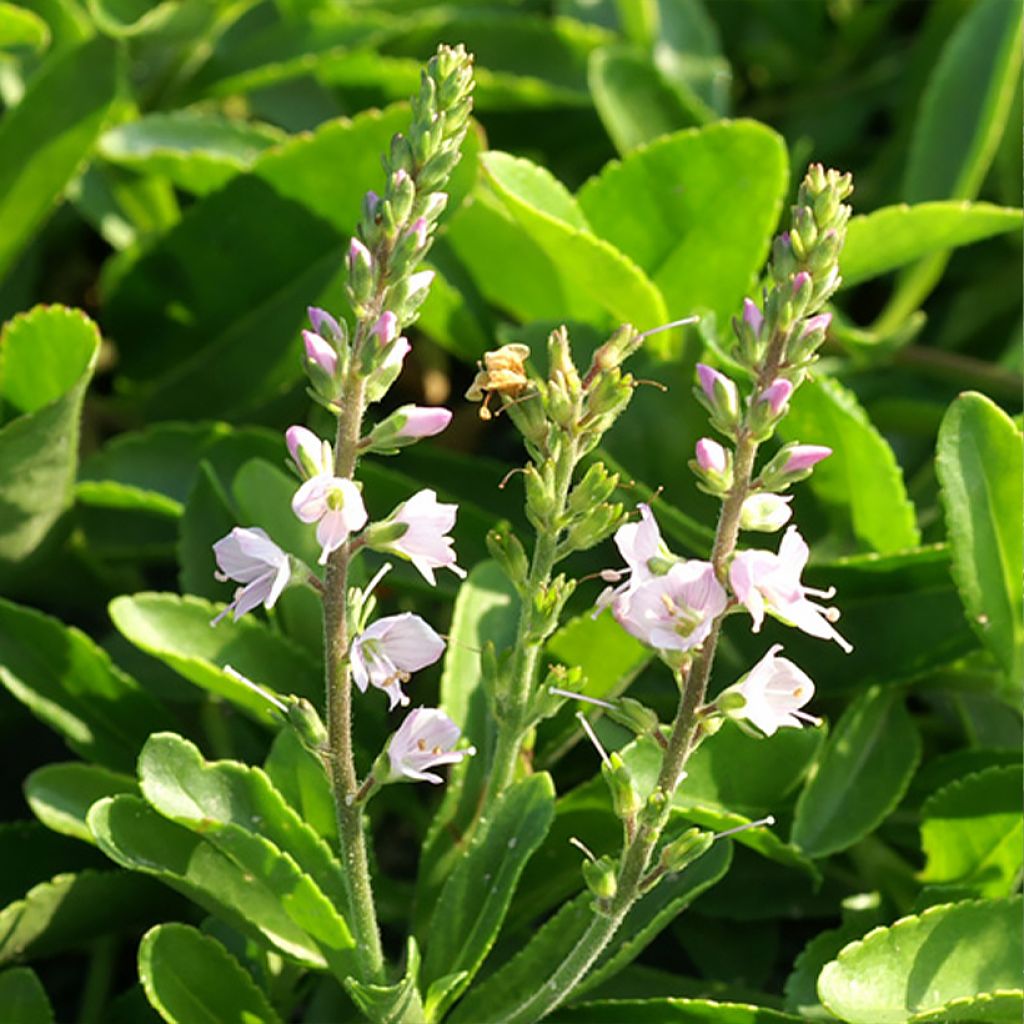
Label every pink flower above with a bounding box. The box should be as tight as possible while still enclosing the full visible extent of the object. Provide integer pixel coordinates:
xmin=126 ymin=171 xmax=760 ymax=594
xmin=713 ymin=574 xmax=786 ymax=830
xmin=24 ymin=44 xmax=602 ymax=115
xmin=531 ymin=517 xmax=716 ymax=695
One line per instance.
xmin=384 ymin=489 xmax=465 ymax=585
xmin=695 ymin=438 xmax=727 ymax=474
xmin=396 ymin=406 xmax=451 ymax=439
xmin=729 ymin=526 xmax=852 ymax=652
xmin=725 ymin=645 xmax=819 ymax=736
xmin=212 ymin=527 xmax=291 ymax=625
xmin=291 ymin=475 xmax=367 ymax=565
xmin=613 ymin=560 xmax=727 ymax=652
xmin=758 ymin=379 xmax=793 ymax=416
xmin=302 ymin=330 xmax=338 ymax=377
xmin=783 ymin=445 xmax=832 ymax=475
xmin=387 ymin=707 xmax=474 ymax=784
xmin=351 ymin=612 xmax=445 ymax=710
xmin=596 ymin=503 xmax=666 ymax=612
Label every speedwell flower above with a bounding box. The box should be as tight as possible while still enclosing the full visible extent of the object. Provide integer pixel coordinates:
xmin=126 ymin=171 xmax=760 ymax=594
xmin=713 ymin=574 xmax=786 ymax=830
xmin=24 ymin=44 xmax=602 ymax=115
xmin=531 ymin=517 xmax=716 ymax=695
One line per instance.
xmin=291 ymin=474 xmax=367 ymax=565
xmin=211 ymin=527 xmax=291 ymax=625
xmin=596 ymin=503 xmax=669 ymax=613
xmin=721 ymin=644 xmax=819 ymax=736
xmin=387 ymin=707 xmax=475 ymax=784
xmin=351 ymin=613 xmax=445 ymax=710
xmin=379 ymin=489 xmax=465 ymax=584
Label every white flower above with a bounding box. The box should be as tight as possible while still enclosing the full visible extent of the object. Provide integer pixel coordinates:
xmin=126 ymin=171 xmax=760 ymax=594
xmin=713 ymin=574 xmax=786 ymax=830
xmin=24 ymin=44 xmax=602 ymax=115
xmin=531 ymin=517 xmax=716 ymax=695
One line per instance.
xmin=292 ymin=475 xmax=367 ymax=565
xmin=383 ymin=489 xmax=465 ymax=585
xmin=387 ymin=707 xmax=474 ymax=784
xmin=613 ymin=560 xmax=727 ymax=652
xmin=739 ymin=493 xmax=793 ymax=532
xmin=724 ymin=645 xmax=818 ymax=736
xmin=211 ymin=527 xmax=291 ymax=625
xmin=729 ymin=526 xmax=852 ymax=652
xmin=596 ymin=503 xmax=668 ymax=612
xmin=350 ymin=613 xmax=445 ymax=710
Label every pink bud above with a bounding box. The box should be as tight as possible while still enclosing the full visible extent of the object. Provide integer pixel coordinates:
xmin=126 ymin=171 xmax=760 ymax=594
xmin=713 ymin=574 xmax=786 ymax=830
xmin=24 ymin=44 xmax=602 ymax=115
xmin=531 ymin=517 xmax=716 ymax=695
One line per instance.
xmin=348 ymin=237 xmax=372 ymax=271
xmin=759 ymin=379 xmax=794 ymax=416
xmin=792 ymin=271 xmax=811 ymax=295
xmin=286 ymin=425 xmax=326 ymax=477
xmin=799 ymin=312 xmax=832 ymax=340
xmin=307 ymin=306 xmax=342 ymax=342
xmin=363 ymin=190 xmax=380 ymax=217
xmin=695 ymin=438 xmax=727 ymax=475
xmin=742 ymin=298 xmax=763 ymax=334
xmin=393 ymin=169 xmax=410 ymax=188
xmin=784 ymin=445 xmax=831 ymax=474
xmin=302 ymin=330 xmax=338 ymax=377
xmin=409 ymin=216 xmax=428 ymax=248
xmin=696 ymin=363 xmax=725 ymax=402
xmin=397 ymin=406 xmax=452 ymax=439
xmin=372 ymin=311 xmax=398 ymax=345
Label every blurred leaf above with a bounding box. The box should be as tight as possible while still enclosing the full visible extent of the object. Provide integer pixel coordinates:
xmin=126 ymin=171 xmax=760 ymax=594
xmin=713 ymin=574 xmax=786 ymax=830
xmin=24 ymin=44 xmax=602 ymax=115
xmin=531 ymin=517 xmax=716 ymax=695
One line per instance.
xmin=89 ymin=794 xmax=337 ymax=970
xmin=792 ymin=687 xmax=921 ymax=859
xmin=840 ymin=202 xmax=1024 ymax=289
xmin=0 ymin=306 xmax=99 ymax=564
xmin=0 ymin=968 xmax=53 ymax=1024
xmin=0 ymin=35 xmax=119 ymax=280
xmin=99 ymin=111 xmax=287 ymax=196
xmin=588 ymin=45 xmax=702 ymax=155
xmin=777 ymin=376 xmax=920 ymax=553
xmin=87 ymin=0 xmax=178 ymax=38
xmin=0 ymin=4 xmax=51 ymax=52
xmin=138 ymin=922 xmax=283 ymax=1024
xmin=653 ymin=0 xmax=731 ymax=115
xmin=25 ymin=761 xmax=138 ymax=844
xmin=263 ymin=729 xmax=337 ymax=846
xmin=920 ymin=765 xmax=1023 ymax=899
xmin=0 ymin=869 xmax=171 ymax=964
xmin=0 ymin=596 xmax=168 ymax=771
xmin=423 ymin=774 xmax=555 ymax=1015
xmin=556 ymin=998 xmax=801 ymax=1022
xmin=482 ymin=151 xmax=668 ymax=330
xmin=108 ymin=592 xmax=322 ymax=721
xmin=577 ymin=121 xmax=788 ymax=328
xmin=904 ymin=0 xmax=1023 ymax=202
xmin=0 ymin=821 xmax=108 ymax=905
xmin=818 ymin=897 xmax=1022 ymax=1023
xmin=935 ymin=392 xmax=1023 ymax=682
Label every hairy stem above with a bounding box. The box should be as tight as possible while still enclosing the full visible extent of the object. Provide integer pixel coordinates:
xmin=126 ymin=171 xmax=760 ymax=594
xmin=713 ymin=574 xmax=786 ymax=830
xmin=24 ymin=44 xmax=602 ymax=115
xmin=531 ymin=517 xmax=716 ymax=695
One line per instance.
xmin=323 ymin=370 xmax=385 ymax=984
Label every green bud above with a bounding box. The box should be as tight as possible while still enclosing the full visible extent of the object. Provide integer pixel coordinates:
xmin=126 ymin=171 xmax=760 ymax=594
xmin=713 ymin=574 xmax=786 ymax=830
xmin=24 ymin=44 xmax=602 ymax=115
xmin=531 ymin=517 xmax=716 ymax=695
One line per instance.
xmin=284 ymin=696 xmax=328 ymax=751
xmin=659 ymin=827 xmax=714 ymax=874
xmin=606 ymin=697 xmax=661 ymax=738
xmin=524 ymin=463 xmax=556 ymax=530
xmin=582 ymin=855 xmax=618 ymax=900
xmin=362 ymin=519 xmax=409 ymax=551
xmin=530 ymin=574 xmax=574 ymax=638
xmin=389 ymin=168 xmax=416 ymax=224
xmin=545 ymin=375 xmax=576 ymax=428
xmin=486 ymin=524 xmax=529 ymax=589
xmin=563 ymin=502 xmax=624 ymax=554
xmin=602 ymin=752 xmax=643 ymax=820
xmin=569 ymin=461 xmax=619 ymax=515
xmin=418 ymin=148 xmax=462 ymax=192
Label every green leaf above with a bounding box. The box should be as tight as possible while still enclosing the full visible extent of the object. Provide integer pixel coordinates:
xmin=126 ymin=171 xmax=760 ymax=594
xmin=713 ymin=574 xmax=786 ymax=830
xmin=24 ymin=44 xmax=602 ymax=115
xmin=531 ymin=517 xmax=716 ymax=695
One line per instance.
xmin=588 ymin=46 xmax=702 ymax=155
xmin=108 ymin=592 xmax=322 ymax=722
xmin=345 ymin=937 xmax=423 ymax=1024
xmin=87 ymin=0 xmax=178 ymax=37
xmin=652 ymin=0 xmax=731 ymax=115
xmin=99 ymin=111 xmax=287 ymax=195
xmin=138 ymin=922 xmax=282 ymax=1024
xmin=481 ymin=150 xmax=668 ymax=331
xmin=423 ymin=774 xmax=556 ymax=1011
xmin=0 ymin=35 xmax=120 ymax=280
xmin=0 ymin=967 xmax=54 ymax=1024
xmin=577 ymin=121 xmax=788 ymax=327
xmin=555 ymin=998 xmax=802 ymax=1022
xmin=935 ymin=392 xmax=1023 ymax=681
xmin=0 ymin=596 xmax=168 ymax=771
xmin=0 ymin=869 xmax=172 ymax=965
xmin=0 ymin=306 xmax=99 ymax=565
xmin=0 ymin=4 xmax=50 ymax=52
xmin=177 ymin=461 xmax=238 ymax=599
xmin=24 ymin=762 xmax=138 ymax=844
xmin=792 ymin=687 xmax=921 ymax=859
xmin=776 ymin=376 xmax=920 ymax=553
xmin=920 ymin=765 xmax=1023 ymax=899
xmin=416 ymin=561 xmax=519 ymax=926
xmin=818 ymin=897 xmax=1023 ymax=1023
xmin=840 ymin=202 xmax=1024 ymax=288
xmin=904 ymin=0 xmax=1023 ymax=202
xmin=89 ymin=795 xmax=338 ymax=970
xmin=0 ymin=822 xmax=107 ymax=906
xmin=264 ymin=729 xmax=336 ymax=846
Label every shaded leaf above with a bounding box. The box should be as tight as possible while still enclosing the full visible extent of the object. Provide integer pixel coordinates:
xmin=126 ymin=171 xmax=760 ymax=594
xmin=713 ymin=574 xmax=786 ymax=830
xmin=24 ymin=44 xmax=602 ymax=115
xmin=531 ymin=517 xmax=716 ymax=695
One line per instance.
xmin=0 ymin=967 xmax=53 ymax=1024
xmin=24 ymin=762 xmax=138 ymax=844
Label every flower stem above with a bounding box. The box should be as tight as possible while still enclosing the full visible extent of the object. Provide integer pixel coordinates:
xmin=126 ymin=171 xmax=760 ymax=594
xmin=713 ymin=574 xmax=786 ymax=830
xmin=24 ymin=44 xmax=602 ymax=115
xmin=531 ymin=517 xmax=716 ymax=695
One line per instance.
xmin=322 ymin=368 xmax=385 ymax=984
xmin=485 ymin=436 xmax=578 ymax=801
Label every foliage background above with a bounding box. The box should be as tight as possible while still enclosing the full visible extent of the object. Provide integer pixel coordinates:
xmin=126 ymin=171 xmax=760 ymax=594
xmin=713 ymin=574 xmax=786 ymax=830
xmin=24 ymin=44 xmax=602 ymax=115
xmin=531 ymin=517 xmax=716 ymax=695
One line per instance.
xmin=0 ymin=0 xmax=1020 ymax=1022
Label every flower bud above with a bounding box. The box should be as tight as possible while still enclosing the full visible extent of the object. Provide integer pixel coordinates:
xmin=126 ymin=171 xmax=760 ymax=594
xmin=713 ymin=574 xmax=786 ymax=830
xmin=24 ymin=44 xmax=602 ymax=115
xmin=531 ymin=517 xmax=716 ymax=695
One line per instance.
xmin=588 ymin=324 xmax=642 ymax=378
xmin=346 ymin=237 xmax=375 ymax=309
xmin=739 ymin=492 xmax=793 ymax=532
xmin=748 ymin=378 xmax=794 ymax=440
xmin=582 ymin=855 xmax=618 ymax=901
xmin=486 ymin=524 xmax=529 ymax=590
xmin=389 ymin=169 xmax=415 ymax=223
xmin=602 ymin=751 xmax=643 ymax=820
xmin=363 ymin=405 xmax=451 ymax=453
xmin=758 ymin=443 xmax=832 ymax=489
xmin=696 ymin=437 xmax=727 ymax=474
xmin=788 ymin=312 xmax=832 ymax=363
xmin=695 ymin=363 xmax=740 ymax=435
xmin=563 ymin=502 xmax=624 ymax=554
xmin=307 ymin=306 xmax=345 ymax=344
xmin=689 ymin=437 xmax=733 ymax=495
xmin=302 ymin=330 xmax=338 ymax=378
xmin=283 ymin=696 xmax=328 ymax=751
xmin=659 ymin=827 xmax=714 ymax=874
xmin=569 ymin=461 xmax=618 ymax=515
xmin=286 ymin=425 xmax=329 ymax=479
xmin=606 ymin=697 xmax=661 ymax=738
xmin=523 ymin=463 xmax=556 ymax=529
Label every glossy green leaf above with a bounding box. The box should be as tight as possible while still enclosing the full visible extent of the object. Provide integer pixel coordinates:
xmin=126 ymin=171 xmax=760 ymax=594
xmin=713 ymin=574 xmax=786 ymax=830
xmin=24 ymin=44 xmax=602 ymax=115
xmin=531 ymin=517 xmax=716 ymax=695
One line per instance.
xmin=481 ymin=150 xmax=668 ymax=331
xmin=99 ymin=111 xmax=286 ymax=195
xmin=24 ymin=762 xmax=138 ymax=844
xmin=819 ymin=897 xmax=1023 ymax=1023
xmin=0 ymin=967 xmax=53 ymax=1024
xmin=108 ymin=592 xmax=322 ymax=720
xmin=0 ymin=597 xmax=167 ymax=771
xmin=138 ymin=923 xmax=282 ymax=1024
xmin=89 ymin=795 xmax=336 ymax=970
xmin=920 ymin=765 xmax=1023 ymax=898
xmin=904 ymin=0 xmax=1023 ymax=202
xmin=777 ymin=376 xmax=920 ymax=553
xmin=0 ymin=306 xmax=99 ymax=565
xmin=0 ymin=869 xmax=171 ymax=965
xmin=577 ymin=121 xmax=788 ymax=327
xmin=263 ymin=729 xmax=337 ymax=846
xmin=588 ymin=45 xmax=702 ymax=155
xmin=423 ymin=773 xmax=556 ymax=1011
xmin=0 ymin=35 xmax=119 ymax=280
xmin=792 ymin=687 xmax=921 ymax=859
xmin=0 ymin=4 xmax=50 ymax=52
xmin=556 ymin=998 xmax=802 ymax=1022
xmin=840 ymin=202 xmax=1024 ymax=288
xmin=177 ymin=461 xmax=238 ymax=599
xmin=416 ymin=561 xmax=519 ymax=925
xmin=935 ymin=392 xmax=1023 ymax=681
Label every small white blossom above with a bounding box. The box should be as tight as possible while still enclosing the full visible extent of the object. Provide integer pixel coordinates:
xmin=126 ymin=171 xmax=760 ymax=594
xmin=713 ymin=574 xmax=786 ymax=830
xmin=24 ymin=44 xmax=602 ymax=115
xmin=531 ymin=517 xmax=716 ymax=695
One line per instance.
xmin=724 ymin=645 xmax=819 ymax=736
xmin=387 ymin=707 xmax=474 ymax=784
xmin=383 ymin=489 xmax=465 ymax=585
xmin=292 ymin=475 xmax=367 ymax=565
xmin=350 ymin=613 xmax=445 ymax=710
xmin=212 ymin=528 xmax=291 ymax=625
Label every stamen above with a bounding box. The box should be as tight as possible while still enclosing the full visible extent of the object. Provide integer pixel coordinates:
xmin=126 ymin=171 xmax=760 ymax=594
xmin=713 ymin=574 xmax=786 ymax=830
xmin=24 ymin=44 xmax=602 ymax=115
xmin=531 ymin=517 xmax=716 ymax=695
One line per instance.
xmin=576 ymin=711 xmax=609 ymax=764
xmin=804 ymin=585 xmax=836 ymax=600
xmin=792 ymin=710 xmax=822 ymax=725
xmin=825 ymin=606 xmax=841 ymax=623
xmin=568 ymin=836 xmax=597 ymax=862
xmin=549 ymin=686 xmax=615 ymax=709
xmin=363 ymin=562 xmax=393 ymax=601
xmin=638 ymin=315 xmax=700 ymax=339
xmin=223 ymin=665 xmax=289 ymax=713
xmin=714 ymin=815 xmax=775 ymax=840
